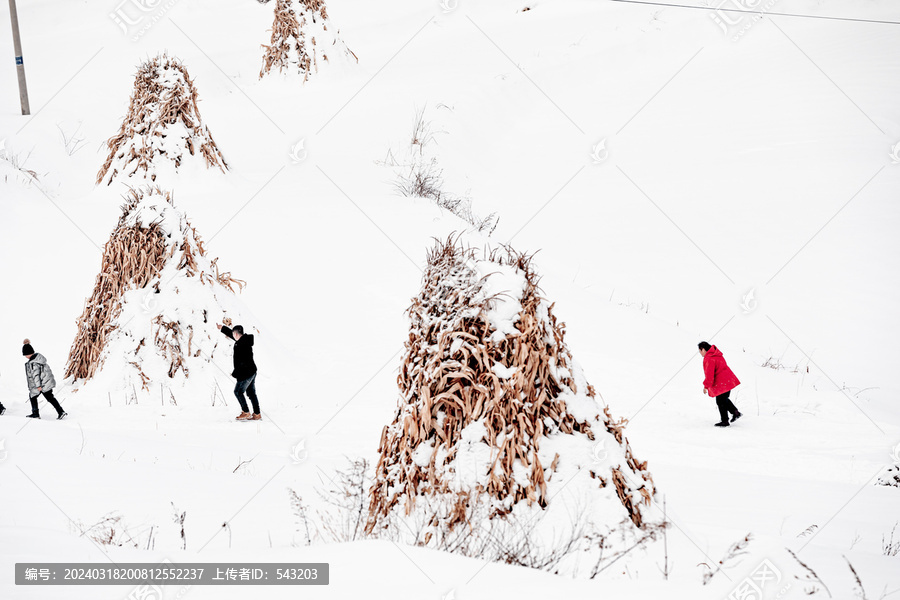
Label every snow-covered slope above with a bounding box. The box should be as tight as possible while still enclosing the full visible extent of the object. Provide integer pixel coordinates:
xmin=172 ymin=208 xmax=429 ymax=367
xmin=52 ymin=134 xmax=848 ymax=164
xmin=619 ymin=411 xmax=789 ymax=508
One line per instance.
xmin=1 ymin=0 xmax=899 ymax=598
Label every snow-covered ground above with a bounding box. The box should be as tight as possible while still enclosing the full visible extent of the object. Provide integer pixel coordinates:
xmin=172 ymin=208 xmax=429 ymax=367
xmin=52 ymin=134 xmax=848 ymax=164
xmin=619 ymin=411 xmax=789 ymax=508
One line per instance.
xmin=1 ymin=0 xmax=899 ymax=598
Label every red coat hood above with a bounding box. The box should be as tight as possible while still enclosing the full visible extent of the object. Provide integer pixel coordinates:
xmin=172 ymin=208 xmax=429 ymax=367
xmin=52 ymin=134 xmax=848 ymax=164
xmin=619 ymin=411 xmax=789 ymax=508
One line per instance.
xmin=706 ymin=345 xmax=724 ymax=359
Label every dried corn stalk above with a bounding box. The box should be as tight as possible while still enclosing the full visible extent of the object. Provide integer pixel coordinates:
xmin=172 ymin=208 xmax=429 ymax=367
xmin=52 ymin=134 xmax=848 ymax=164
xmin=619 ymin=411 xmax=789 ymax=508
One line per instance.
xmin=66 ymin=186 xmax=245 ymax=384
xmin=367 ymin=236 xmax=656 ymax=534
xmin=260 ymin=0 xmax=357 ymax=80
xmin=98 ymin=54 xmax=228 ymax=186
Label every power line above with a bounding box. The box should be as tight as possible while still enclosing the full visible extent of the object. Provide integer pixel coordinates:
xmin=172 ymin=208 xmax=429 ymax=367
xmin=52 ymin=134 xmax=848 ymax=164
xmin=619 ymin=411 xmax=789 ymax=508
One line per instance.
xmin=606 ymin=0 xmax=900 ymax=26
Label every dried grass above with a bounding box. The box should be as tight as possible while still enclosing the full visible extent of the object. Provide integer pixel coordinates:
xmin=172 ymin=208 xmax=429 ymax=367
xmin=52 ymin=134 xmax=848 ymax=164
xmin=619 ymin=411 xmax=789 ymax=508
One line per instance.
xmin=786 ymin=547 xmax=832 ymax=597
xmin=97 ymin=54 xmax=228 ymax=186
xmin=260 ymin=0 xmax=357 ymax=80
xmin=74 ymin=513 xmax=148 ymax=548
xmin=883 ymin=522 xmax=900 ymax=557
xmin=701 ymin=532 xmax=753 ymax=585
xmin=392 ymin=108 xmax=498 ymax=234
xmin=366 ymin=236 xmax=655 ymax=534
xmin=66 ymin=187 xmax=244 ymax=383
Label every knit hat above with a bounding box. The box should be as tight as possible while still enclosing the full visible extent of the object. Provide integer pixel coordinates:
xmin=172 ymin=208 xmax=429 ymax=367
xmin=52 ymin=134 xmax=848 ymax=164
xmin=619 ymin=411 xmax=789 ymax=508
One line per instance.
xmin=22 ymin=338 xmax=34 ymax=356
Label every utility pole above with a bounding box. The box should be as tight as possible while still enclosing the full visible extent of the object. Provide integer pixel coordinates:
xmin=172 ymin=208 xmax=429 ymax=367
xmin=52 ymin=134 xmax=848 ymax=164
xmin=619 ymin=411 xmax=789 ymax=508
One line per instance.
xmin=7 ymin=0 xmax=30 ymax=115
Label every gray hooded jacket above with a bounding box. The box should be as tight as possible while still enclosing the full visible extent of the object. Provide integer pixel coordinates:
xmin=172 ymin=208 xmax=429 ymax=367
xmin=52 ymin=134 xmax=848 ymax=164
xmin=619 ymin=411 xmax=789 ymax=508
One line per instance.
xmin=25 ymin=353 xmax=56 ymax=397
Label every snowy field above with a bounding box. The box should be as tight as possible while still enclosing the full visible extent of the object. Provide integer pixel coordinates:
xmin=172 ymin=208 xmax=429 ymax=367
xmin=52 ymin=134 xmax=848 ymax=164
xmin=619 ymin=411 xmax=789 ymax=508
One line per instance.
xmin=1 ymin=0 xmax=899 ymax=598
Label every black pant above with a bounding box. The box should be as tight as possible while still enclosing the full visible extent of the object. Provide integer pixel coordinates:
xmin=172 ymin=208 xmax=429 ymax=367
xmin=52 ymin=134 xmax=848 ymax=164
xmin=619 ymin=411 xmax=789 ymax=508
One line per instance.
xmin=30 ymin=390 xmax=64 ymax=417
xmin=715 ymin=390 xmax=739 ymax=423
xmin=234 ymin=373 xmax=260 ymax=414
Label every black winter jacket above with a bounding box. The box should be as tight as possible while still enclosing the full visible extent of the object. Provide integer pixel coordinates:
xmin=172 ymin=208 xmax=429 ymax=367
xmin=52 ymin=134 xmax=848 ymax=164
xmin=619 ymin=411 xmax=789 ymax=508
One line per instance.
xmin=220 ymin=326 xmax=257 ymax=380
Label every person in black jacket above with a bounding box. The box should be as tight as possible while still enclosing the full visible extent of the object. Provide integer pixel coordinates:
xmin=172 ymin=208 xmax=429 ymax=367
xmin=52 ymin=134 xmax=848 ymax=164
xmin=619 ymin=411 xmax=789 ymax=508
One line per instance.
xmin=216 ymin=323 xmax=261 ymax=421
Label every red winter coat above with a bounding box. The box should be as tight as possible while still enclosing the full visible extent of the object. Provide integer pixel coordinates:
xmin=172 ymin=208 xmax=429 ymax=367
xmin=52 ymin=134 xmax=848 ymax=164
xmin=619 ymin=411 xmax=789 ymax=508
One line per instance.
xmin=703 ymin=345 xmax=740 ymax=397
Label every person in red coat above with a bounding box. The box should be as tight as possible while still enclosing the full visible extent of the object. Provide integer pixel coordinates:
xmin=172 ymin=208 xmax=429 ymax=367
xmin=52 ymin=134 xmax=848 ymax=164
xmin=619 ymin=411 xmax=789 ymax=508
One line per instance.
xmin=699 ymin=341 xmax=742 ymax=427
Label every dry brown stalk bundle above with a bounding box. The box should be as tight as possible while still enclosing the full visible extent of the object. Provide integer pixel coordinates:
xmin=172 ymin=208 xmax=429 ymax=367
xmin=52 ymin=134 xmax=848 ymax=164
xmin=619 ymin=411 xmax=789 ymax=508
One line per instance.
xmin=97 ymin=54 xmax=228 ymax=186
xmin=66 ymin=188 xmax=172 ymax=381
xmin=66 ymin=187 xmax=245 ymax=388
xmin=366 ymin=236 xmax=656 ymax=536
xmin=260 ymin=0 xmax=358 ymax=80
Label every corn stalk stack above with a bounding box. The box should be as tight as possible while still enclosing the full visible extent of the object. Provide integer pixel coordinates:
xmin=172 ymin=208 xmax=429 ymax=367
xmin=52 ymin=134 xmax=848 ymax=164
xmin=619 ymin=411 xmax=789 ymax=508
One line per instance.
xmin=66 ymin=186 xmax=250 ymax=402
xmin=367 ymin=237 xmax=658 ymax=549
xmin=97 ymin=54 xmax=228 ymax=186
xmin=260 ymin=0 xmax=358 ymax=80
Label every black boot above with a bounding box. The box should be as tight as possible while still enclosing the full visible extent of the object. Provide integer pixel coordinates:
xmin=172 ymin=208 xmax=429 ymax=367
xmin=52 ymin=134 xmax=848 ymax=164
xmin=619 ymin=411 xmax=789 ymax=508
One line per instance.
xmin=731 ymin=411 xmax=743 ymax=423
xmin=714 ymin=421 xmax=729 ymax=427
xmin=0 ymin=404 xmax=6 ymax=416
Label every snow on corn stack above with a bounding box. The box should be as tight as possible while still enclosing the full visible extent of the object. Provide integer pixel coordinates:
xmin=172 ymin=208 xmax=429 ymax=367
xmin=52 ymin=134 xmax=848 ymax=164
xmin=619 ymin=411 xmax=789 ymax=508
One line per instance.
xmin=366 ymin=237 xmax=660 ymax=565
xmin=65 ymin=187 xmax=249 ymax=405
xmin=97 ymin=54 xmax=228 ymax=186
xmin=259 ymin=0 xmax=358 ymax=80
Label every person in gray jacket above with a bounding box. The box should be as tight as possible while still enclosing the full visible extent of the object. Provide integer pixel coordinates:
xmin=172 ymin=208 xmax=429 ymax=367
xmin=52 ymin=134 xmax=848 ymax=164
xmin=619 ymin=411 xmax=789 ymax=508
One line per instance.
xmin=23 ymin=339 xmax=66 ymax=420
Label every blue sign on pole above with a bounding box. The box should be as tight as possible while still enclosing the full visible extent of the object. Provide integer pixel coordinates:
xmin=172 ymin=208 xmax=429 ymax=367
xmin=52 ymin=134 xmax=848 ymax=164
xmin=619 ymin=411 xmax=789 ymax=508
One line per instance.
xmin=15 ymin=56 xmax=24 ymax=65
